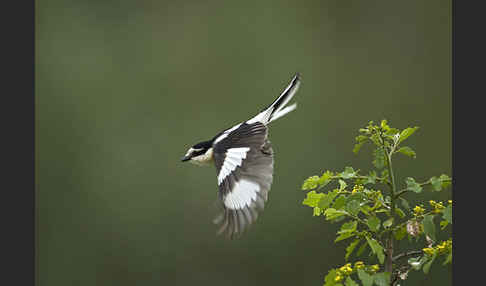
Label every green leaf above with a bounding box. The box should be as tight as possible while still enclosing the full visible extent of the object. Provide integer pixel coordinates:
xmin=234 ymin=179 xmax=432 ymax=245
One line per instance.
xmin=359 ymin=127 xmax=370 ymax=134
xmin=302 ymin=191 xmax=325 ymax=207
xmin=364 ymin=171 xmax=377 ymax=185
xmin=346 ymin=200 xmax=361 ymax=216
xmin=398 ymin=126 xmax=419 ymax=144
xmin=395 ymin=207 xmax=406 ymax=218
xmin=356 ymin=135 xmax=368 ymax=143
xmin=373 ymin=272 xmax=390 ymax=286
xmin=353 ymin=143 xmax=364 ymax=154
xmin=335 ymin=231 xmax=357 ymax=242
xmin=353 ymin=135 xmax=368 ymax=154
xmin=357 ymin=269 xmax=374 ymax=286
xmin=302 ymin=176 xmax=320 ymax=190
xmin=345 ymin=277 xmax=359 ymax=286
xmin=429 ymin=176 xmax=442 ymax=191
xmin=366 ymin=236 xmax=385 ymax=264
xmin=380 ymin=119 xmax=389 ymax=130
xmin=409 ymin=256 xmax=427 ymax=270
xmin=324 ymin=208 xmax=348 ymax=220
xmin=339 ymin=179 xmax=348 ymax=191
xmin=370 ymin=133 xmax=381 ymax=147
xmin=380 ymin=169 xmax=389 ymax=181
xmin=405 ymin=177 xmax=422 ymax=193
xmin=360 ymin=205 xmax=371 ymax=216
xmin=341 ymin=167 xmax=356 ymax=179
xmin=423 ymin=252 xmax=437 ymax=274
xmin=356 ymin=240 xmax=369 ymax=257
xmin=339 ymin=220 xmax=358 ymax=233
xmin=332 ymin=195 xmax=347 ymax=210
xmin=399 ymin=197 xmax=410 ymax=210
xmin=443 ymin=251 xmax=452 ymax=265
xmin=440 ymin=220 xmax=449 ymax=230
xmin=385 ymin=127 xmax=399 ymax=136
xmin=372 ymin=148 xmax=386 ymax=169
xmin=439 ymin=174 xmax=451 ymax=189
xmin=318 ymin=190 xmax=340 ymax=210
xmin=442 ymin=205 xmax=452 ymax=224
xmin=397 ymin=146 xmax=416 ymax=158
xmin=336 ymin=221 xmax=358 ymax=242
xmin=319 ymin=170 xmax=334 ymax=187
xmin=323 ymin=269 xmax=338 ymax=286
xmin=422 ymin=215 xmax=436 ymax=242
xmin=366 ymin=216 xmax=381 ymax=232
xmin=313 ymin=207 xmax=323 ymax=216
xmin=383 ymin=217 xmax=394 ymax=228
xmin=394 ymin=225 xmax=407 ymax=240
xmin=347 ymin=192 xmax=366 ymax=203
xmin=345 ymin=239 xmax=361 ymax=261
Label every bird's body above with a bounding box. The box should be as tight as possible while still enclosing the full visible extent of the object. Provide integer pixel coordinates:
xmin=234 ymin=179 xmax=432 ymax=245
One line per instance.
xmin=182 ymin=73 xmax=301 ymax=238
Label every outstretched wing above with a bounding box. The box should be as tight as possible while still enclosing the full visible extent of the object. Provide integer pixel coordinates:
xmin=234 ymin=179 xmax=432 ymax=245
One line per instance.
xmin=212 ymin=122 xmax=274 ymax=238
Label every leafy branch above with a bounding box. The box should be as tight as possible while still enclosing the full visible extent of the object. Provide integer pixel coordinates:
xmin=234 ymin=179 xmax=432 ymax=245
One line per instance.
xmin=300 ymin=120 xmax=452 ymax=286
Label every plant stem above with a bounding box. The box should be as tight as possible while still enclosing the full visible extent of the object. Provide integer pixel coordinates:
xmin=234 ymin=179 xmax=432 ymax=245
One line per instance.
xmin=385 ymin=153 xmax=396 ymax=275
xmin=394 ymin=178 xmax=453 ymax=199
xmin=381 ymin=132 xmax=397 ymax=280
xmin=392 ymin=250 xmax=423 ymax=262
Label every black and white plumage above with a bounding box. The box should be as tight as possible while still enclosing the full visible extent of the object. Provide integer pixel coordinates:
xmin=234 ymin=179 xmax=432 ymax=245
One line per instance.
xmin=181 ymin=73 xmax=301 ymax=238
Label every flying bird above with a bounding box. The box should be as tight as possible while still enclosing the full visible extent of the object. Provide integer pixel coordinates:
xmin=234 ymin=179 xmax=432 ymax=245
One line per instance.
xmin=181 ymin=73 xmax=301 ymax=238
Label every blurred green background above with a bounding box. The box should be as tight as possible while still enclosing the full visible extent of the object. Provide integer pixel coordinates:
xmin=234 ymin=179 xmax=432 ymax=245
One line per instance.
xmin=36 ymin=0 xmax=451 ymax=285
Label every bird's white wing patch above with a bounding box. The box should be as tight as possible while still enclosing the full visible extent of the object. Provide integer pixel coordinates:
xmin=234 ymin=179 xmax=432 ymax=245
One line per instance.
xmin=217 ymin=147 xmax=250 ymax=184
xmin=224 ymin=179 xmax=260 ymax=209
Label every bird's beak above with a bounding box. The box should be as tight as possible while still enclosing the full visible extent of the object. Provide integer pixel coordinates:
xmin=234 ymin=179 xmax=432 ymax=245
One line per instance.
xmin=181 ymin=155 xmax=191 ymax=162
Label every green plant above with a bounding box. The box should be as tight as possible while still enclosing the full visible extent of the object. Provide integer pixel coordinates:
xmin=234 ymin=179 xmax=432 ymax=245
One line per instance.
xmin=301 ymin=120 xmax=452 ymax=286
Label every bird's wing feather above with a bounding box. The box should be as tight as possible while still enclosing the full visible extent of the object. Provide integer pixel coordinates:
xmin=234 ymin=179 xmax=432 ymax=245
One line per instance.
xmin=212 ymin=122 xmax=274 ymax=238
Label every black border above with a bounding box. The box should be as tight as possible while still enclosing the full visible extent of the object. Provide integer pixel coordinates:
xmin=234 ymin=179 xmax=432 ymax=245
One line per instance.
xmin=452 ymin=0 xmax=481 ymax=284
xmin=1 ymin=0 xmax=35 ymax=285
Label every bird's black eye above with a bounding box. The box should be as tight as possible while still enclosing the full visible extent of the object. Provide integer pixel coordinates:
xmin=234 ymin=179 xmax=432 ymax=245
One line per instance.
xmin=193 ymin=143 xmax=205 ymax=149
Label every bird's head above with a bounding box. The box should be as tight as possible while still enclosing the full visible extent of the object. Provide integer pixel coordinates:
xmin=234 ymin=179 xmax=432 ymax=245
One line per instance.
xmin=181 ymin=139 xmax=214 ymax=166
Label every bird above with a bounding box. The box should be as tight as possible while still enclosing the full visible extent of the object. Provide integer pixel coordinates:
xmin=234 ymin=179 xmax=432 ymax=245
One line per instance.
xmin=181 ymin=73 xmax=301 ymax=238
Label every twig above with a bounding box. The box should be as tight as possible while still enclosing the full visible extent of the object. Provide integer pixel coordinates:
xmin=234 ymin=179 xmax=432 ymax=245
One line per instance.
xmin=393 ymin=250 xmax=423 ymax=262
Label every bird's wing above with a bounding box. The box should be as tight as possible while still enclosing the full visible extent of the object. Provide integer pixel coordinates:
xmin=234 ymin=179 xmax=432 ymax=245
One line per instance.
xmin=212 ymin=122 xmax=274 ymax=238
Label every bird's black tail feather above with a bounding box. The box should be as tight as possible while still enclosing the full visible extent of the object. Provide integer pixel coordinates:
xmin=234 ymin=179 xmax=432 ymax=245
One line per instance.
xmin=267 ymin=72 xmax=300 ymax=122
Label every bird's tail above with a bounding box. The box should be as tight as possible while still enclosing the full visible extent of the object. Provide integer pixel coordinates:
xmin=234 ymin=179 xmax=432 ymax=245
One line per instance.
xmin=268 ymin=102 xmax=297 ymax=123
xmin=248 ymin=73 xmax=301 ymax=125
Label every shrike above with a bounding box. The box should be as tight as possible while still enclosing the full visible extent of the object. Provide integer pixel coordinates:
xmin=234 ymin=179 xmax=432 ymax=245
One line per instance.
xmin=181 ymin=73 xmax=301 ymax=238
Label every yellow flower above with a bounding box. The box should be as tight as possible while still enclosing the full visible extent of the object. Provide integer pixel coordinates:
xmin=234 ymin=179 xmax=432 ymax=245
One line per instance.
xmin=354 ymin=261 xmax=365 ymax=270
xmin=435 ymin=240 xmax=452 ymax=254
xmin=339 ymin=263 xmax=353 ymax=275
xmin=370 ymin=264 xmax=379 ymax=273
xmin=352 ymin=185 xmax=364 ymax=194
xmin=429 ymin=201 xmax=445 ymax=213
xmin=423 ymin=247 xmax=435 ymax=256
xmin=413 ymin=205 xmax=425 ymax=215
xmin=335 ymin=275 xmax=343 ymax=282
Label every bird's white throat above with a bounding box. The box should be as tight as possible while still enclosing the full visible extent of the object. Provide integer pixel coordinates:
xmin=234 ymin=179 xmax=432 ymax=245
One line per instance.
xmin=190 ymin=147 xmax=214 ymax=166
